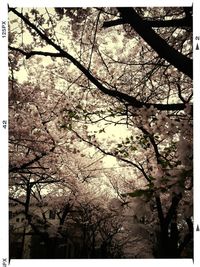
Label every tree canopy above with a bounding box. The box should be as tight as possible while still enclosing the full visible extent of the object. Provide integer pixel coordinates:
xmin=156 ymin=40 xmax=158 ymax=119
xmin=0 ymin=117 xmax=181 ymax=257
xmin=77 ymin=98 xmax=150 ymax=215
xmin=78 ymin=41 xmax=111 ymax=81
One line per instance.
xmin=9 ymin=6 xmax=193 ymax=259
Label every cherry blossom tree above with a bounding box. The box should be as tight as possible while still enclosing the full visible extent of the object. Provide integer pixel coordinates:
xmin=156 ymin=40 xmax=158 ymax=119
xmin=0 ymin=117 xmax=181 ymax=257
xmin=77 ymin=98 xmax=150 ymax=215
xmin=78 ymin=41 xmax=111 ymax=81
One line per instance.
xmin=9 ymin=6 xmax=193 ymax=258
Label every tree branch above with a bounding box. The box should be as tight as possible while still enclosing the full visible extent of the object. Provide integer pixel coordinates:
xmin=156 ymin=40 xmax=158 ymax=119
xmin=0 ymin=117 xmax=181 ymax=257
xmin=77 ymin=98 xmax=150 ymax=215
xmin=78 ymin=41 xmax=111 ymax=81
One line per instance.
xmin=117 ymin=8 xmax=192 ymax=79
xmin=103 ymin=17 xmax=192 ymax=29
xmin=138 ymin=126 xmax=161 ymax=164
xmin=165 ymin=193 xmax=182 ymax=227
xmin=9 ymin=145 xmax=55 ymax=173
xmin=71 ymin=128 xmax=151 ymax=183
xmin=9 ymin=45 xmax=62 ymax=59
xmin=9 ymin=196 xmax=26 ymax=206
xmin=178 ymin=217 xmax=193 ymax=255
xmin=9 ymin=46 xmax=188 ymax=112
xmin=155 ymin=195 xmax=165 ymax=227
xmin=10 ymin=8 xmax=191 ymax=111
xmin=103 ymin=18 xmax=124 ymax=28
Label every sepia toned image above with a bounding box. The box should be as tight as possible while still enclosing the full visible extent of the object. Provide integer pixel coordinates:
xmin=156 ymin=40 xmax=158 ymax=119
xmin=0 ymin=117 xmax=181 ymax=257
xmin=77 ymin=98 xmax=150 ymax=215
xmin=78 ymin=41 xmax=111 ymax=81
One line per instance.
xmin=8 ymin=6 xmax=193 ymax=259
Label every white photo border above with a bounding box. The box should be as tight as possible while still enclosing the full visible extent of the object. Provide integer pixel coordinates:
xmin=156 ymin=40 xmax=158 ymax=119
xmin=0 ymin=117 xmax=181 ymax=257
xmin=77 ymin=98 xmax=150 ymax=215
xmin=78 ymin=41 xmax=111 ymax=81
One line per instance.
xmin=1 ymin=1 xmax=199 ymax=266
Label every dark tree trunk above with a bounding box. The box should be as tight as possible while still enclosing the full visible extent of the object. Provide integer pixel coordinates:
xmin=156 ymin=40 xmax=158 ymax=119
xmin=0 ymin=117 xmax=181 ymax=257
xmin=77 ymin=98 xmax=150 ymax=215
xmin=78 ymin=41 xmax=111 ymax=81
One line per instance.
xmin=155 ymin=194 xmax=182 ymax=258
xmin=157 ymin=224 xmax=179 ymax=258
xmin=117 ymin=8 xmax=193 ymax=79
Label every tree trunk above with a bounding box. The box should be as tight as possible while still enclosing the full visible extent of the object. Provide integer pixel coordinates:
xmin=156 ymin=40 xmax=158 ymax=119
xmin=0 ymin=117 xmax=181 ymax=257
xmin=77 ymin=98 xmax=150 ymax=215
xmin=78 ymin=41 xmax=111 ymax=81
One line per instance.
xmin=118 ymin=8 xmax=193 ymax=79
